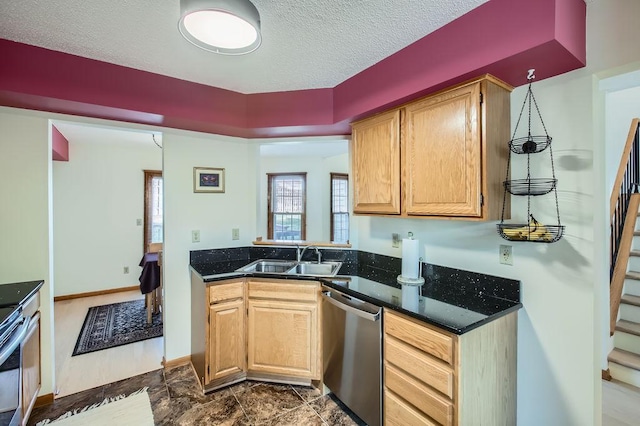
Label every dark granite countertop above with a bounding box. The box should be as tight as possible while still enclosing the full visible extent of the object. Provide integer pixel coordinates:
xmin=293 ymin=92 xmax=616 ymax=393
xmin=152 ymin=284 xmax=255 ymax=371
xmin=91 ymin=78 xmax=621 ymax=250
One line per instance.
xmin=190 ymin=247 xmax=521 ymax=335
xmin=0 ymin=280 xmax=44 ymax=332
xmin=0 ymin=280 xmax=44 ymax=308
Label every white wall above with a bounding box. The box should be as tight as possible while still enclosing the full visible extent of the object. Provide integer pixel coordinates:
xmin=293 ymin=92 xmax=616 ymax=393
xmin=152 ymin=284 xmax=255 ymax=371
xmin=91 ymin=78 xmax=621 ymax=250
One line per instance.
xmin=53 ymin=134 xmax=162 ymax=296
xmin=0 ymin=109 xmax=55 ymax=397
xmin=162 ymin=130 xmax=258 ymax=360
xmin=257 ymin=152 xmax=348 ymax=242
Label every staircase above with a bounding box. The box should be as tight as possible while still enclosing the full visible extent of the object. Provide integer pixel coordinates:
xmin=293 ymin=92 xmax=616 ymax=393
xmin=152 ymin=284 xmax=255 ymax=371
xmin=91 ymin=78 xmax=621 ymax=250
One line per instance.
xmin=608 ymin=224 xmax=640 ymax=387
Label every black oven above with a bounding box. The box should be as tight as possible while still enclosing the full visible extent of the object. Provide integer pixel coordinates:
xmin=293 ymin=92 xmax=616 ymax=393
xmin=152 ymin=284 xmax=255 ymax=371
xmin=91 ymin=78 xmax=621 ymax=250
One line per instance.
xmin=0 ymin=308 xmax=28 ymax=426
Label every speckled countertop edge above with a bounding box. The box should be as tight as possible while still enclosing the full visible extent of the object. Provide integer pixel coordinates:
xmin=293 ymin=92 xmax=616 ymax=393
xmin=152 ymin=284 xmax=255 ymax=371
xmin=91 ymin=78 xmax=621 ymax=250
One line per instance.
xmin=189 ymin=248 xmax=521 ymax=335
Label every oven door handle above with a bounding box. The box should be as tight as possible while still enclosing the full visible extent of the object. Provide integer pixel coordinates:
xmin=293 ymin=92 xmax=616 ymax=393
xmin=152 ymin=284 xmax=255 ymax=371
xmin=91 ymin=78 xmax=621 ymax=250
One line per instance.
xmin=0 ymin=318 xmax=28 ymax=365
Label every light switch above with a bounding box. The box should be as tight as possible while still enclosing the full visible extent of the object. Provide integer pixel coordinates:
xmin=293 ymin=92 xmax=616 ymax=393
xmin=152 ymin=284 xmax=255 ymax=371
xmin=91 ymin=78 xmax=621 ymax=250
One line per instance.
xmin=232 ymin=228 xmax=240 ymax=240
xmin=136 ymin=219 xmax=142 ymax=226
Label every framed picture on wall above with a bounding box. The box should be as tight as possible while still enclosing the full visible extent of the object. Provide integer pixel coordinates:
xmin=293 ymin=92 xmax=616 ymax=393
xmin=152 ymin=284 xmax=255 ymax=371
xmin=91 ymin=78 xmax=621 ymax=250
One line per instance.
xmin=193 ymin=167 xmax=225 ymax=193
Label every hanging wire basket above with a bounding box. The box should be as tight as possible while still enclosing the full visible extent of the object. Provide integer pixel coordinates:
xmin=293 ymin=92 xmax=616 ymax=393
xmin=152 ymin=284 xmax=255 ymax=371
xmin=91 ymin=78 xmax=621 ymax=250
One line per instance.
xmin=509 ymin=135 xmax=552 ymax=154
xmin=497 ymin=222 xmax=565 ymax=243
xmin=504 ymin=178 xmax=557 ymax=196
xmin=498 ymin=69 xmax=564 ymax=243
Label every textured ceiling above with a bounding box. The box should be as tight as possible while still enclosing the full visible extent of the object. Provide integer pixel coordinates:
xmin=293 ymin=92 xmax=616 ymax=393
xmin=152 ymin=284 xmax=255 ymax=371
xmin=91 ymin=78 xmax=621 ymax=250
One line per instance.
xmin=0 ymin=0 xmax=487 ymax=94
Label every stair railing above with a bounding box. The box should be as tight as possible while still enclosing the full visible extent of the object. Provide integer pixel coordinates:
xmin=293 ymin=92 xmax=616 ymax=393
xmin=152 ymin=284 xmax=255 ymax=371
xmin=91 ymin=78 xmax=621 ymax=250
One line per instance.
xmin=610 ymin=118 xmax=640 ymax=334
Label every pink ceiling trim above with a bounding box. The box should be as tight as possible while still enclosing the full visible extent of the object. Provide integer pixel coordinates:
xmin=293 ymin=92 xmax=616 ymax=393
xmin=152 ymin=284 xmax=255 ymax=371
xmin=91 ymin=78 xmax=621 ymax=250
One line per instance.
xmin=52 ymin=125 xmax=69 ymax=161
xmin=0 ymin=0 xmax=585 ymax=139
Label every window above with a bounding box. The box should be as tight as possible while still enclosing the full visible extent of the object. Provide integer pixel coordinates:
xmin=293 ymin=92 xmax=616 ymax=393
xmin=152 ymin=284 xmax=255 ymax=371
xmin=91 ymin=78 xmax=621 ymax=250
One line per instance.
xmin=144 ymin=170 xmax=163 ymax=251
xmin=268 ymin=173 xmax=306 ymax=240
xmin=331 ymin=173 xmax=349 ymax=243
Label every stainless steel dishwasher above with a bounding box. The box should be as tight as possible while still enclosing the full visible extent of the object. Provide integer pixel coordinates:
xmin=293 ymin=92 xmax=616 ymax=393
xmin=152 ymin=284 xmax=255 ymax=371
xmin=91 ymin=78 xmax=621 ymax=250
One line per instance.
xmin=322 ymin=285 xmax=382 ymax=426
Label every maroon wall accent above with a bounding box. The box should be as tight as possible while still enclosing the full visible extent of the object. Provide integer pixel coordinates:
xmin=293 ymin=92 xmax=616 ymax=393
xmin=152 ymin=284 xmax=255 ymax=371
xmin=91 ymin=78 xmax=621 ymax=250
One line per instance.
xmin=52 ymin=125 xmax=69 ymax=161
xmin=332 ymin=0 xmax=586 ymax=122
xmin=0 ymin=0 xmax=586 ymax=139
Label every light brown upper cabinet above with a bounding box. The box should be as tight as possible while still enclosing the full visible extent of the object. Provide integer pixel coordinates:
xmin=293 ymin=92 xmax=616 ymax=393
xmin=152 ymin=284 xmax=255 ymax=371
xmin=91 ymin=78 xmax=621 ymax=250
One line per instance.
xmin=351 ymin=109 xmax=401 ymax=214
xmin=351 ymin=75 xmax=512 ymax=220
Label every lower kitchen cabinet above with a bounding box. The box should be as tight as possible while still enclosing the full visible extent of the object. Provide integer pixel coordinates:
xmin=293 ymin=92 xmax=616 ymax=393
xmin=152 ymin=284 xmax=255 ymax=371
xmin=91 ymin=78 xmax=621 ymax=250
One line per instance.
xmin=190 ymin=273 xmax=322 ymax=392
xmin=247 ymin=278 xmax=320 ymax=381
xmin=208 ymin=295 xmax=246 ymax=383
xmin=191 ymin=274 xmax=247 ymax=391
xmin=21 ymin=293 xmax=41 ymax=426
xmin=383 ymin=309 xmax=517 ymax=426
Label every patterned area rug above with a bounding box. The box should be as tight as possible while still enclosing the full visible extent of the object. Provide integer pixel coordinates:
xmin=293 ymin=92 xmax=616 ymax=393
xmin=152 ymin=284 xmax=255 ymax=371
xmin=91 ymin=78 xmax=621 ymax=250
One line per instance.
xmin=72 ymin=299 xmax=162 ymax=356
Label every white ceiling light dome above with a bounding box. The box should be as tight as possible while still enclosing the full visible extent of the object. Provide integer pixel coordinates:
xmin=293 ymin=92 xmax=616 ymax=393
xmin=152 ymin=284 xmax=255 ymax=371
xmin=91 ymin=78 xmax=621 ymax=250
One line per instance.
xmin=178 ymin=0 xmax=262 ymax=55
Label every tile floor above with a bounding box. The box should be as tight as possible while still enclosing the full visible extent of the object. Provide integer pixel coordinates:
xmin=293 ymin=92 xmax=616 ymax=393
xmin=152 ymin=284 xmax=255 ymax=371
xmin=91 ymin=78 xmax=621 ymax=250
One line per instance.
xmin=28 ymin=364 xmax=366 ymax=426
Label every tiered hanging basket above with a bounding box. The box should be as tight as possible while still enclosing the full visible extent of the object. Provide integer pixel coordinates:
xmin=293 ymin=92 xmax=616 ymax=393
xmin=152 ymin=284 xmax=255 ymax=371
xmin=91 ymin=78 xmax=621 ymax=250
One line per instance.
xmin=497 ymin=70 xmax=565 ymax=243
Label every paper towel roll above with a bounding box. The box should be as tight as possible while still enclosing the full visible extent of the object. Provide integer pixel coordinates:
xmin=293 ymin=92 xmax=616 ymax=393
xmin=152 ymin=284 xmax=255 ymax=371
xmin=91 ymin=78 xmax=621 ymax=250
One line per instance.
xmin=401 ymin=238 xmax=419 ymax=279
xmin=402 ymin=285 xmax=420 ymax=311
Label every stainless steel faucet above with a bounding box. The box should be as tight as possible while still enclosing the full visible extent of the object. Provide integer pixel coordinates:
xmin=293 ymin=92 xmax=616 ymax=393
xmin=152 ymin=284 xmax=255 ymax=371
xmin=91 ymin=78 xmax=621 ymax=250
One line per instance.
xmin=297 ymin=245 xmax=322 ymax=263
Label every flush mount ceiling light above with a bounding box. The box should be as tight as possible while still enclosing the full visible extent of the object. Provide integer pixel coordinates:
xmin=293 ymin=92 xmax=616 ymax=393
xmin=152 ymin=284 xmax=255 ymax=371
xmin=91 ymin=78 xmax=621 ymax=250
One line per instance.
xmin=178 ymin=0 xmax=262 ymax=55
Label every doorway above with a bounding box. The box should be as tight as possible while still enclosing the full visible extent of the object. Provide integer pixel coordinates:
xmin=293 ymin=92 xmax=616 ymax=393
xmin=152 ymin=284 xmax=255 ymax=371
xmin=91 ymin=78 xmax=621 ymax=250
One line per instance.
xmin=51 ymin=121 xmax=164 ymax=397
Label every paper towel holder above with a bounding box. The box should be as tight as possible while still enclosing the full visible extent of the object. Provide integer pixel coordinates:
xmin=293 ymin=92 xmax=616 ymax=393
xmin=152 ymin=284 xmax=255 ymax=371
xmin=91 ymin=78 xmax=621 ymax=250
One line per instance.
xmin=397 ymin=256 xmax=425 ymax=286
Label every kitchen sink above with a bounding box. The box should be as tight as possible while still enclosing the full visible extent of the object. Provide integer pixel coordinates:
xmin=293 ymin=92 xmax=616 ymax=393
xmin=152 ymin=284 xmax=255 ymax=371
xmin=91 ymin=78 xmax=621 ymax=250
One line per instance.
xmin=235 ymin=259 xmax=342 ymax=277
xmin=236 ymin=259 xmax=296 ymax=273
xmin=286 ymin=261 xmax=342 ymax=277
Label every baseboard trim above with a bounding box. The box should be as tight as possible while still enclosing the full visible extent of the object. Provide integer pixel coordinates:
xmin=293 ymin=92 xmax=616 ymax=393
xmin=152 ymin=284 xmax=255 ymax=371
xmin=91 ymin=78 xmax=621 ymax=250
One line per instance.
xmin=163 ymin=355 xmax=191 ymax=369
xmin=35 ymin=393 xmax=54 ymax=407
xmin=602 ymin=368 xmax=612 ymax=381
xmin=54 ymin=286 xmax=140 ymax=302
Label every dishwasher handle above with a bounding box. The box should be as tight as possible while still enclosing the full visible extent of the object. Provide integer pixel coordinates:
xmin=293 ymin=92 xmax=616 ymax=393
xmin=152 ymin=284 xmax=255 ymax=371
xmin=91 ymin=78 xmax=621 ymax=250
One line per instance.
xmin=321 ymin=290 xmax=381 ymax=321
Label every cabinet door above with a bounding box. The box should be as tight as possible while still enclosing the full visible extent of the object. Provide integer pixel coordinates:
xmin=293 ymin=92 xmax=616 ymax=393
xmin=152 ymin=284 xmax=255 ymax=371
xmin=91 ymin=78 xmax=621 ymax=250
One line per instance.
xmin=207 ymin=299 xmax=246 ymax=383
xmin=352 ymin=109 xmax=401 ymax=214
xmin=247 ymin=299 xmax=318 ymax=379
xmin=404 ymin=83 xmax=481 ymax=216
xmin=22 ymin=313 xmax=40 ymax=425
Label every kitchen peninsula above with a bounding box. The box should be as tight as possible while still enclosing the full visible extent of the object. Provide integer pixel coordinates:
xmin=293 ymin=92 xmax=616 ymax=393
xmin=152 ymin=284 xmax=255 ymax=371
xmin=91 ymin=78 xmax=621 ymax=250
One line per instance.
xmin=190 ymin=246 xmax=520 ymax=425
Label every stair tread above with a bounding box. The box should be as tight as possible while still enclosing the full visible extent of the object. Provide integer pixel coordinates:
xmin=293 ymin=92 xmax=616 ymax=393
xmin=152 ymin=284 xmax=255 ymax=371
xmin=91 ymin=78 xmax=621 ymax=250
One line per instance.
xmin=621 ymin=294 xmax=640 ymax=307
xmin=626 ymin=271 xmax=640 ymax=280
xmin=609 ymin=348 xmax=640 ymax=370
xmin=616 ymin=319 xmax=640 ymax=337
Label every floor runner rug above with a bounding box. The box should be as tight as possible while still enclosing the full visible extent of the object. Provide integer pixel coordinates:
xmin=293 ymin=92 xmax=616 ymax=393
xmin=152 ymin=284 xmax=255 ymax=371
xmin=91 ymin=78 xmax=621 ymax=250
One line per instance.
xmin=72 ymin=299 xmax=162 ymax=356
xmin=35 ymin=387 xmax=154 ymax=426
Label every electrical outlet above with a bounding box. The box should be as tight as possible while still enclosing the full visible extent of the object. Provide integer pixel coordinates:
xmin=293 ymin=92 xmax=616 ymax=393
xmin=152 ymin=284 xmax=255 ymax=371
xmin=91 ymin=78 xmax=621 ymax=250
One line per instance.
xmin=499 ymin=244 xmax=513 ymax=265
xmin=192 ymin=230 xmax=200 ymax=243
xmin=392 ymin=233 xmax=400 ymax=248
xmin=232 ymin=228 xmax=240 ymax=240
xmin=123 ymin=266 xmax=129 ymax=274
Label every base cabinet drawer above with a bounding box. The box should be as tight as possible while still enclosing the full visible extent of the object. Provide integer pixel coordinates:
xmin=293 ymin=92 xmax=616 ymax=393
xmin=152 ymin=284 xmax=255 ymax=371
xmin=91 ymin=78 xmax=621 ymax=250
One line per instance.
xmin=385 ymin=311 xmax=454 ymax=365
xmin=385 ymin=390 xmax=437 ymax=426
xmin=385 ymin=336 xmax=454 ymax=398
xmin=383 ymin=309 xmax=517 ymax=426
xmin=209 ymin=281 xmax=244 ymax=304
xmin=385 ymin=365 xmax=454 ymax=426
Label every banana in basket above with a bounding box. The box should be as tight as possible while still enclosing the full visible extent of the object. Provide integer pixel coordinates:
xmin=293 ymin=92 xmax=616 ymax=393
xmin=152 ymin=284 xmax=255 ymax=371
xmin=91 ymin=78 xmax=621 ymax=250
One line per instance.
xmin=502 ymin=215 xmax=553 ymax=242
